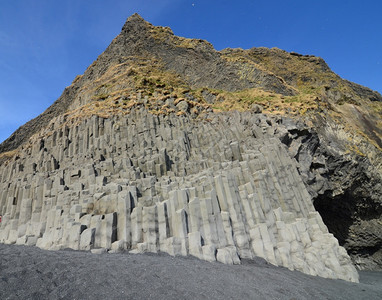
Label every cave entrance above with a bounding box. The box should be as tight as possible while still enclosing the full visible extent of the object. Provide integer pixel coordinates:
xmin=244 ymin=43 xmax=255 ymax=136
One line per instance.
xmin=313 ymin=191 xmax=354 ymax=247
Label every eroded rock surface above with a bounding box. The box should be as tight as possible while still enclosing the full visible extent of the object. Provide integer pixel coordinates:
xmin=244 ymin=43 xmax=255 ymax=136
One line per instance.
xmin=0 ymin=109 xmax=358 ymax=282
xmin=1 ymin=13 xmax=381 ymax=282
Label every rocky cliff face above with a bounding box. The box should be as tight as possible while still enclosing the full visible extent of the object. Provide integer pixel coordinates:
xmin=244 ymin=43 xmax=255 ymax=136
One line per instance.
xmin=0 ymin=14 xmax=381 ymax=279
xmin=274 ymin=117 xmax=382 ymax=270
xmin=0 ymin=109 xmax=359 ymax=282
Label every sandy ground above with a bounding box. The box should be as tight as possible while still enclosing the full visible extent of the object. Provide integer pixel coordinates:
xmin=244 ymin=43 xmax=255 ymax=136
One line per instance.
xmin=0 ymin=244 xmax=381 ymax=300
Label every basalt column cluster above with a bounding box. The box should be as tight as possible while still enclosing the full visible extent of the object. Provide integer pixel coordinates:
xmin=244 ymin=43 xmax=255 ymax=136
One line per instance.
xmin=0 ymin=109 xmax=358 ymax=282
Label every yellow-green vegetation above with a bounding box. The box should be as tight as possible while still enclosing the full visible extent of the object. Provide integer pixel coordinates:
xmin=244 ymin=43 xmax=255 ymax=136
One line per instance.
xmin=65 ymin=97 xmax=135 ymax=121
xmin=82 ymin=56 xmax=192 ymax=102
xmin=221 ymin=51 xmax=271 ymax=77
xmin=347 ymin=144 xmax=367 ymax=157
xmin=0 ymin=149 xmax=19 ymax=164
xmin=77 ymin=46 xmax=369 ymax=123
xmin=203 ymin=87 xmax=319 ymax=116
xmin=369 ymin=102 xmax=382 ymax=138
xmin=221 ymin=47 xmax=370 ymax=107
xmin=65 ymin=55 xmax=215 ymax=123
xmin=67 ymin=88 xmax=211 ymax=122
xmin=65 ymin=46 xmax=381 ymax=167
xmin=92 ymin=93 xmax=109 ymax=101
xmin=220 ymin=47 xmax=382 ymax=162
xmin=246 ymin=48 xmax=335 ymax=87
xmin=369 ymin=101 xmax=382 ymax=117
xmin=72 ymin=52 xmax=324 ymax=121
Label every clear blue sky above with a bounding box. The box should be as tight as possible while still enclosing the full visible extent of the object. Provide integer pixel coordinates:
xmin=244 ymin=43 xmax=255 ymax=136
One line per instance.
xmin=0 ymin=0 xmax=381 ymax=143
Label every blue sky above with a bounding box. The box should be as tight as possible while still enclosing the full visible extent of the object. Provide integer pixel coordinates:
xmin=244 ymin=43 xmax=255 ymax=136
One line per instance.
xmin=0 ymin=0 xmax=381 ymax=143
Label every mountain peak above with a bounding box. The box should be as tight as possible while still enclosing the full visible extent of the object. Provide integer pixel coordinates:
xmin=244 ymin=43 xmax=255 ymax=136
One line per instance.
xmin=121 ymin=13 xmax=151 ymax=34
xmin=127 ymin=12 xmax=144 ymax=21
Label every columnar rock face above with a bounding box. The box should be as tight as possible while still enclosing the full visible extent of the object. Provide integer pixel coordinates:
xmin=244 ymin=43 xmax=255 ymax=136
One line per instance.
xmin=0 ymin=14 xmax=380 ymax=271
xmin=0 ymin=108 xmax=358 ymax=282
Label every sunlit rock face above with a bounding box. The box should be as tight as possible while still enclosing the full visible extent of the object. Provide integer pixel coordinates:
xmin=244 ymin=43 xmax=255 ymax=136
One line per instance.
xmin=1 ymin=13 xmax=382 ymax=282
xmin=0 ymin=109 xmax=359 ymax=282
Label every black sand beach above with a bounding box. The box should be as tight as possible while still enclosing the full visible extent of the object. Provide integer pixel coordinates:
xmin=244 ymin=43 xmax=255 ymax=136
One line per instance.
xmin=0 ymin=244 xmax=381 ymax=299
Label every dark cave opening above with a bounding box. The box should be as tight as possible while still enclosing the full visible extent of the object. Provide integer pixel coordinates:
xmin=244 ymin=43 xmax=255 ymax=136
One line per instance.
xmin=313 ymin=189 xmax=382 ymax=262
xmin=313 ymin=191 xmax=355 ymax=247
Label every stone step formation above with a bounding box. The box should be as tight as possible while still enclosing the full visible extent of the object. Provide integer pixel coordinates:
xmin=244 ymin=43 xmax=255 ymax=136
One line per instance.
xmin=0 ymin=107 xmax=358 ymax=282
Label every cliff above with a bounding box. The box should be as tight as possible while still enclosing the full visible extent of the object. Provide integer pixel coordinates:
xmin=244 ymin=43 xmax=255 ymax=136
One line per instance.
xmin=0 ymin=14 xmax=381 ymax=279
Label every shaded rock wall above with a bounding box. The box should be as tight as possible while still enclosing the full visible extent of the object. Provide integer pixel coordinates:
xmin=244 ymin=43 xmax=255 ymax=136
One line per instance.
xmin=273 ymin=117 xmax=382 ymax=270
xmin=0 ymin=108 xmax=358 ymax=282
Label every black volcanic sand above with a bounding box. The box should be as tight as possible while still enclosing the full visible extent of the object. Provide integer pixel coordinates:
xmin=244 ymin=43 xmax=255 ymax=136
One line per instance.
xmin=0 ymin=244 xmax=381 ymax=299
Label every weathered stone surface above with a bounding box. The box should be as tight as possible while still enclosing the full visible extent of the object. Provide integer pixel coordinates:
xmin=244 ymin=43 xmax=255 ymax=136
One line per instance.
xmin=2 ymin=14 xmax=378 ymax=279
xmin=0 ymin=109 xmax=360 ymax=282
xmin=80 ymin=228 xmax=95 ymax=250
xmin=274 ymin=118 xmax=382 ymax=270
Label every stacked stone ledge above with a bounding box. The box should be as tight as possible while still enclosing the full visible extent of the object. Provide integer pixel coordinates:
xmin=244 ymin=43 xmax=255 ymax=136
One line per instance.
xmin=0 ymin=108 xmax=358 ymax=282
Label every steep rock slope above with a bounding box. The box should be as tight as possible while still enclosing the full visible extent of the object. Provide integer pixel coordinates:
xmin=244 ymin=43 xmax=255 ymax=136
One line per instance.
xmin=0 ymin=14 xmax=381 ymax=274
xmin=0 ymin=14 xmax=295 ymax=154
